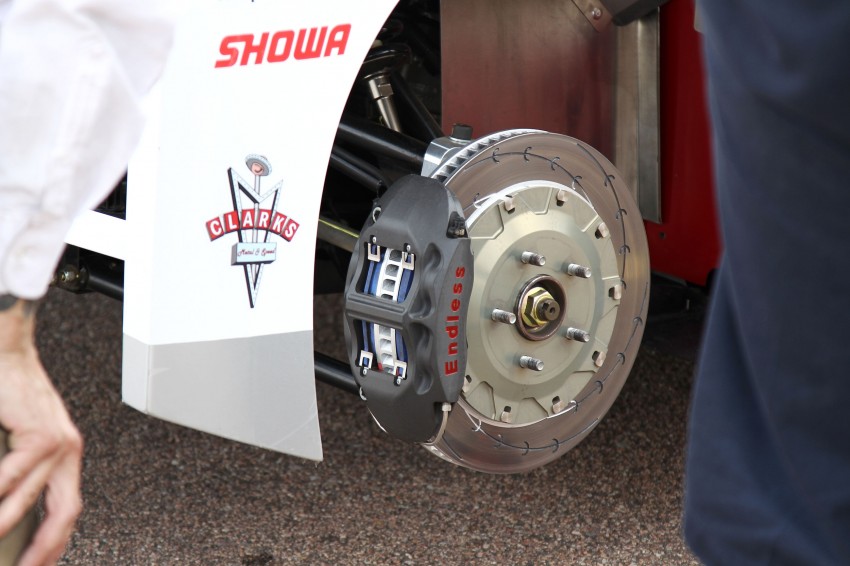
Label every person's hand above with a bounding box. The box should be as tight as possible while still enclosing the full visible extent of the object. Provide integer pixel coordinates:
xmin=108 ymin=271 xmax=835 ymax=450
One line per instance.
xmin=0 ymin=295 xmax=82 ymax=566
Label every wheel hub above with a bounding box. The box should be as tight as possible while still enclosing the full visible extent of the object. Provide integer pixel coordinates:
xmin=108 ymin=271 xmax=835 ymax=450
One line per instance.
xmin=461 ymin=182 xmax=620 ymax=427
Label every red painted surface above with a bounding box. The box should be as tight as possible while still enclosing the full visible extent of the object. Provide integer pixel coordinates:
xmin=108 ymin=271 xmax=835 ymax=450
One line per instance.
xmin=645 ymin=0 xmax=721 ymax=286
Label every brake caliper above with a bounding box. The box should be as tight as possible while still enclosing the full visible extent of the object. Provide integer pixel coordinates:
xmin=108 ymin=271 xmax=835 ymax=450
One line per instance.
xmin=343 ymin=175 xmax=473 ymax=443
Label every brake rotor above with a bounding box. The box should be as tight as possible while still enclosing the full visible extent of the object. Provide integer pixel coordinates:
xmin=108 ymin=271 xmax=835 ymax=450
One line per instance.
xmin=424 ymin=131 xmax=649 ymax=473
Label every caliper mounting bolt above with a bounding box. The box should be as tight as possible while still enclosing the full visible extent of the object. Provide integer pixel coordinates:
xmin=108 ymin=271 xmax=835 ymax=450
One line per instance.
xmin=446 ymin=212 xmax=468 ymax=238
xmin=450 ymin=123 xmax=474 ymax=142
xmin=567 ymin=263 xmax=592 ymax=278
xmin=519 ymin=356 xmax=545 ymax=371
xmin=565 ymin=327 xmax=591 ymax=342
xmin=491 ymin=309 xmax=517 ymax=325
xmin=521 ymin=251 xmax=546 ymax=266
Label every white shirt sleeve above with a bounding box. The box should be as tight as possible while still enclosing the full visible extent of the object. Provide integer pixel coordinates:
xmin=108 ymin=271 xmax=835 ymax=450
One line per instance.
xmin=0 ymin=0 xmax=173 ymax=299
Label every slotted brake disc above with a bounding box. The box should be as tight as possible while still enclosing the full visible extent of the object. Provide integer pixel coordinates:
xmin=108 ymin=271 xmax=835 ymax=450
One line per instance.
xmin=424 ymin=130 xmax=649 ymax=473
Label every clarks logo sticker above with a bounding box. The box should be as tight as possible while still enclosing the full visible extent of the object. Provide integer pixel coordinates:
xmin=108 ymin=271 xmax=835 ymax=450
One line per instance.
xmin=215 ymin=24 xmax=351 ymax=68
xmin=205 ymin=155 xmax=299 ymax=308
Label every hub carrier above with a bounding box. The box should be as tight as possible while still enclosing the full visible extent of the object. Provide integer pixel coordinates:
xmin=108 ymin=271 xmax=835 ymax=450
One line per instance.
xmin=343 ymin=175 xmax=473 ymax=443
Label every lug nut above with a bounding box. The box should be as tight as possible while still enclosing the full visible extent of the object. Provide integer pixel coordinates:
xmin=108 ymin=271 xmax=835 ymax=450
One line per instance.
xmin=521 ymin=251 xmax=546 ymax=266
xmin=519 ymin=356 xmax=545 ymax=371
xmin=500 ymin=407 xmax=514 ymax=423
xmin=556 ymin=189 xmax=568 ymax=205
xmin=491 ymin=309 xmax=517 ymax=325
xmin=565 ymin=327 xmax=591 ymax=342
xmin=567 ymin=263 xmax=592 ymax=278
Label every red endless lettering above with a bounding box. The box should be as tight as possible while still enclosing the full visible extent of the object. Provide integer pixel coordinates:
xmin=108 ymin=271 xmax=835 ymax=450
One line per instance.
xmin=445 ymin=318 xmax=459 ymax=339
xmin=444 ymin=265 xmax=468 ymax=377
xmin=215 ymin=24 xmax=351 ymax=68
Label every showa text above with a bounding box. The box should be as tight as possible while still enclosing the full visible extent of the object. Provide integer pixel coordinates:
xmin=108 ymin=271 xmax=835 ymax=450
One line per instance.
xmin=215 ymin=24 xmax=351 ymax=68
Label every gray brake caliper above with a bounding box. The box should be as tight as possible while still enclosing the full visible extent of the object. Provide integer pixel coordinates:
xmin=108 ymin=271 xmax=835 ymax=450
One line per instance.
xmin=343 ymin=175 xmax=473 ymax=443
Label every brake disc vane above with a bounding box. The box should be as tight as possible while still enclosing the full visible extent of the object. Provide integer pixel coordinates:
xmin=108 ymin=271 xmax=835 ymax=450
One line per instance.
xmin=343 ymin=175 xmax=473 ymax=443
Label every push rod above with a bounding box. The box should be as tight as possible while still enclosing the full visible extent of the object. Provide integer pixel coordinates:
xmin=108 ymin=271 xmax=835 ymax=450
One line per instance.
xmin=329 ymin=144 xmax=391 ymax=193
xmin=317 ymin=217 xmax=359 ymax=253
xmin=314 ymin=352 xmax=359 ymax=395
xmin=337 ymin=114 xmax=427 ymax=170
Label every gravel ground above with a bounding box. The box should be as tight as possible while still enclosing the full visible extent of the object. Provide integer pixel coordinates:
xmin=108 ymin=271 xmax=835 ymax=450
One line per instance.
xmin=34 ymin=288 xmax=702 ymax=565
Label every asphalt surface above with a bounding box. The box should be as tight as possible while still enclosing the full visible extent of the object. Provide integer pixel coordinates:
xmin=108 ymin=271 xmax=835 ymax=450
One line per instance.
xmin=35 ymin=286 xmax=704 ymax=565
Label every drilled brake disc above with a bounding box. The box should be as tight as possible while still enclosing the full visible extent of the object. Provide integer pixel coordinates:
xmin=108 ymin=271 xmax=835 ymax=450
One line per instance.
xmin=425 ymin=131 xmax=649 ymax=473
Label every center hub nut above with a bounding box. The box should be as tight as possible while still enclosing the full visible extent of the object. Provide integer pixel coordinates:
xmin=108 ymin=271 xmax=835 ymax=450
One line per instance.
xmin=522 ymin=288 xmax=560 ymax=327
xmin=515 ymin=275 xmax=567 ymax=341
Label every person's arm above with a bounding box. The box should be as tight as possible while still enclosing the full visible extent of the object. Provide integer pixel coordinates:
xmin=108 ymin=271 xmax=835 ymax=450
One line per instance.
xmin=0 ymin=0 xmax=174 ymax=562
xmin=0 ymin=294 xmax=82 ymax=566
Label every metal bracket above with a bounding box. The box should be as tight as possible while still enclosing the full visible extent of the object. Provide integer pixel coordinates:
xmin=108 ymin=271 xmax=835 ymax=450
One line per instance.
xmin=571 ymin=0 xmax=613 ymax=32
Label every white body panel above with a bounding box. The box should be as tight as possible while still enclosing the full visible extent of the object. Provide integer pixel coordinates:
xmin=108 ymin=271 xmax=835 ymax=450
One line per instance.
xmin=66 ymin=0 xmax=399 ymax=461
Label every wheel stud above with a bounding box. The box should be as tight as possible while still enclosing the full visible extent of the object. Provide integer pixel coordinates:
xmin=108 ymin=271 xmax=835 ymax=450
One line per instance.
xmin=521 ymin=251 xmax=546 ymax=266
xmin=491 ymin=309 xmax=517 ymax=325
xmin=565 ymin=327 xmax=591 ymax=342
xmin=567 ymin=263 xmax=592 ymax=278
xmin=519 ymin=356 xmax=545 ymax=371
